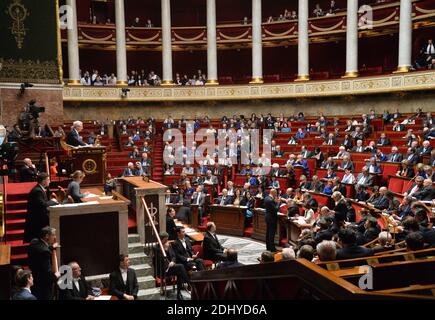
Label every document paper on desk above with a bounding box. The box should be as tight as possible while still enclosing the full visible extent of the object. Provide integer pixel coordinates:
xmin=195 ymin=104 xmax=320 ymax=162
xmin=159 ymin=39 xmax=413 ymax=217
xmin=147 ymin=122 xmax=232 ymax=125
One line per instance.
xmin=93 ymin=295 xmax=112 ymax=301
xmin=55 ymin=201 xmax=100 ymax=207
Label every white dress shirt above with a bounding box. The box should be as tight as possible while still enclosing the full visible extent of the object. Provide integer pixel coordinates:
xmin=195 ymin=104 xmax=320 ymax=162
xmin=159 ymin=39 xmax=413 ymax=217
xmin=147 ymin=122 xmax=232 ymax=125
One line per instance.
xmin=120 ymin=268 xmax=128 ymax=284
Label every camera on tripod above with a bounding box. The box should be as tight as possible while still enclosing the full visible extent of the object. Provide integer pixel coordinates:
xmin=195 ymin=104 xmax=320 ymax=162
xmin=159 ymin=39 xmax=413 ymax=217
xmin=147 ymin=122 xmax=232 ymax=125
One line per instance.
xmin=28 ymin=100 xmax=45 ymax=119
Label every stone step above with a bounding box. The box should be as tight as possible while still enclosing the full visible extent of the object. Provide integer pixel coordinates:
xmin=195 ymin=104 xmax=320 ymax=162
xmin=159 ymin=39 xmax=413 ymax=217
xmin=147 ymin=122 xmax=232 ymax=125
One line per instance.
xmin=131 ymin=263 xmax=153 ymax=277
xmin=128 ymin=234 xmax=140 ymax=244
xmin=129 ymin=252 xmax=152 ymax=265
xmin=128 ymin=242 xmax=145 ymax=254
xmin=137 ymin=287 xmax=162 ymax=300
xmin=137 ymin=275 xmax=156 ymax=290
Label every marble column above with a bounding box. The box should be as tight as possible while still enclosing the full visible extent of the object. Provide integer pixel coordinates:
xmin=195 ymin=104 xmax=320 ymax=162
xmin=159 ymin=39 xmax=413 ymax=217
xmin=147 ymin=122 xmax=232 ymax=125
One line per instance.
xmin=206 ymin=0 xmax=218 ymax=85
xmin=161 ymin=0 xmax=173 ymax=84
xmin=115 ymin=0 xmax=128 ymax=85
xmin=296 ymin=0 xmax=309 ymax=81
xmin=66 ymin=0 xmax=80 ymax=85
xmin=250 ymin=0 xmax=263 ymax=83
xmin=344 ymin=0 xmax=359 ymax=77
xmin=396 ymin=0 xmax=413 ymax=72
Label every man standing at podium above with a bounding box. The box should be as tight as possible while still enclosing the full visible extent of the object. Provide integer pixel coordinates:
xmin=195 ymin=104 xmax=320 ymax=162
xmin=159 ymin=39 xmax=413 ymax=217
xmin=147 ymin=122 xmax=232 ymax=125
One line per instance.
xmin=66 ymin=121 xmax=87 ymax=147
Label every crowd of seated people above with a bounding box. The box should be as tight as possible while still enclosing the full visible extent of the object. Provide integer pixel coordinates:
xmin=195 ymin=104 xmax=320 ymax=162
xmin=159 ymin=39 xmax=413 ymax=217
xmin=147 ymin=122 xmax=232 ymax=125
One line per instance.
xmin=174 ymin=70 xmax=207 ymax=86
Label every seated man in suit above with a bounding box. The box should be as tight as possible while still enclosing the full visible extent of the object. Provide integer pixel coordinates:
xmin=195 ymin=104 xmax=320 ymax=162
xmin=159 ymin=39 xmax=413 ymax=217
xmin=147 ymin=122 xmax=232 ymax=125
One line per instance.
xmin=122 ymin=162 xmax=135 ymax=177
xmin=66 ymin=121 xmax=87 ymax=147
xmin=202 ymin=222 xmax=227 ymax=262
xmin=413 ymin=178 xmax=435 ymax=201
xmin=20 ymin=158 xmax=38 ymax=182
xmin=336 ymin=228 xmax=374 ymax=260
xmin=216 ymin=249 xmax=243 ymax=269
xmin=417 ymin=140 xmax=433 ymax=157
xmin=387 ymin=146 xmax=403 ymax=163
xmin=59 ymin=262 xmax=94 ymax=300
xmin=376 ymin=133 xmax=391 ymax=146
xmin=355 ymin=167 xmax=374 ymax=188
xmin=406 ymin=176 xmax=425 ymax=197
xmin=357 ymin=216 xmax=381 ymax=245
xmin=339 ymin=155 xmax=354 ymax=171
xmin=172 ymin=227 xmax=205 ymax=271
xmin=370 ymin=187 xmax=389 ymax=210
xmin=215 ymin=188 xmax=233 ymax=206
xmin=12 ymin=270 xmax=37 ymax=300
xmin=351 ymin=139 xmax=365 ymax=153
xmin=109 ymin=254 xmax=139 ymax=300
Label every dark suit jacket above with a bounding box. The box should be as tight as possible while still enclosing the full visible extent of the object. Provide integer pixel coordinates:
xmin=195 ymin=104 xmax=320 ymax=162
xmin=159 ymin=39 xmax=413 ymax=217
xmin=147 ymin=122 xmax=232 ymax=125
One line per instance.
xmin=414 ymin=186 xmax=435 ymax=201
xmin=387 ymin=153 xmax=403 ymax=163
xmin=264 ymin=195 xmax=280 ymax=225
xmin=377 ymin=138 xmax=391 ymax=146
xmin=374 ymin=196 xmax=389 ymax=210
xmin=12 ymin=289 xmax=37 ymax=300
xmin=176 ymin=206 xmax=191 ymax=224
xmin=407 ymin=183 xmax=424 ymax=195
xmin=314 ymin=229 xmax=333 ymax=244
xmin=333 ymin=200 xmax=348 ymax=223
xmin=166 ymin=216 xmax=177 ymax=240
xmin=24 ymin=185 xmax=57 ymax=243
xmin=27 ymin=238 xmax=56 ymax=300
xmin=191 ymin=192 xmax=207 ymax=207
xmin=172 ymin=238 xmax=194 ymax=265
xmin=66 ymin=129 xmax=86 ymax=147
xmin=202 ymin=231 xmax=225 ymax=261
xmin=20 ymin=165 xmax=38 ymax=182
xmin=216 ymin=195 xmax=233 ymax=205
xmin=336 ymin=245 xmax=374 ymax=260
xmin=109 ymin=268 xmax=139 ymax=299
xmin=59 ymin=275 xmax=93 ymax=300
xmin=417 ymin=146 xmax=433 ymax=156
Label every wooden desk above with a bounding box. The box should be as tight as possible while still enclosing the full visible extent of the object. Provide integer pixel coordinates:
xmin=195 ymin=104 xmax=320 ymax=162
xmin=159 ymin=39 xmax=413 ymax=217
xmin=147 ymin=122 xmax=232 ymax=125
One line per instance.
xmin=0 ymin=244 xmax=10 ymax=300
xmin=252 ymin=208 xmax=284 ymax=246
xmin=49 ymin=188 xmax=130 ymax=276
xmin=69 ymin=146 xmax=107 ymax=186
xmin=117 ymin=177 xmax=168 ymax=245
xmin=209 ymin=205 xmax=246 ymax=237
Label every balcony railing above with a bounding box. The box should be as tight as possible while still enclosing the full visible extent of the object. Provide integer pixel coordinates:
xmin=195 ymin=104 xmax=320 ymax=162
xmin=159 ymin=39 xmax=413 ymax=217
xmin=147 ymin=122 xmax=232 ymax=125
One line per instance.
xmin=61 ymin=0 xmax=435 ymax=49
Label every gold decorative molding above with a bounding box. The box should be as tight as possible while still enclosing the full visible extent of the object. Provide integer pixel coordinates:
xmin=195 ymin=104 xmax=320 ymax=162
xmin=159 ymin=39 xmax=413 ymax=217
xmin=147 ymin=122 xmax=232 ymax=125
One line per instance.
xmin=249 ymin=77 xmax=264 ymax=84
xmin=63 ymin=71 xmax=435 ymax=102
xmin=295 ymin=74 xmax=310 ymax=82
xmin=7 ymin=0 xmax=29 ymax=49
xmin=0 ymin=58 xmax=59 ymax=84
xmin=394 ymin=65 xmax=411 ymax=73
xmin=342 ymin=71 xmax=359 ymax=78
xmin=206 ymin=79 xmax=219 ymax=86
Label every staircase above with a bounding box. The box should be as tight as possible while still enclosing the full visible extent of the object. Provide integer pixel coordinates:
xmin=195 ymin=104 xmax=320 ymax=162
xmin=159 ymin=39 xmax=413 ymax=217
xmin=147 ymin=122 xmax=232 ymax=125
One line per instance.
xmin=151 ymin=134 xmax=164 ymax=183
xmin=85 ymin=234 xmax=166 ymax=300
xmin=4 ymin=182 xmax=36 ymax=266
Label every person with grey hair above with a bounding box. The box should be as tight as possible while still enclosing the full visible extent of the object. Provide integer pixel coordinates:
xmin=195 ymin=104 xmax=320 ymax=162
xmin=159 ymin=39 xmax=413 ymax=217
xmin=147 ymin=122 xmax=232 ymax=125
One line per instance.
xmin=297 ymin=245 xmax=314 ymax=261
xmin=19 ymin=158 xmax=38 ymax=182
xmin=59 ymin=262 xmax=94 ymax=300
xmin=372 ymin=231 xmax=393 ymax=253
xmin=316 ymin=240 xmax=337 ymax=262
xmin=281 ymin=248 xmax=296 ymax=261
xmin=66 ymin=120 xmax=87 ymax=146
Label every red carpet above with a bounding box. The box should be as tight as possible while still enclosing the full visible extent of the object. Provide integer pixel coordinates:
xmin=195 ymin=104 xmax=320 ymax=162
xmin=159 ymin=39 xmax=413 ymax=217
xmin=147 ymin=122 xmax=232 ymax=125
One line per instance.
xmin=5 ymin=182 xmax=36 ymax=266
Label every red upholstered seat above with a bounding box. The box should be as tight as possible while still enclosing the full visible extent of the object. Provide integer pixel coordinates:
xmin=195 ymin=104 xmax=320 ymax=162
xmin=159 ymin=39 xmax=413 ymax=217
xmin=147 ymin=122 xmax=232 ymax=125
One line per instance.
xmin=192 ymin=244 xmax=214 ymax=270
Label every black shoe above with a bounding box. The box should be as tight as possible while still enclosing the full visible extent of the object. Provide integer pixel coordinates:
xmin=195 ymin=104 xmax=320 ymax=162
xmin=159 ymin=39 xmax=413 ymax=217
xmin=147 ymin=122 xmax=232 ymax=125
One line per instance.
xmin=177 ymin=291 xmax=184 ymax=300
